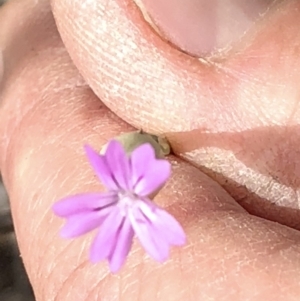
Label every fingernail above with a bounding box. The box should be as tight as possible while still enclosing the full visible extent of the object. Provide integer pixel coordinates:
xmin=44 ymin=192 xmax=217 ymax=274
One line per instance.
xmin=135 ymin=0 xmax=276 ymax=56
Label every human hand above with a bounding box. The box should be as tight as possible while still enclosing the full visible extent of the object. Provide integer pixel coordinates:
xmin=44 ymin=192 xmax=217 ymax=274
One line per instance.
xmin=1 ymin=0 xmax=300 ymax=300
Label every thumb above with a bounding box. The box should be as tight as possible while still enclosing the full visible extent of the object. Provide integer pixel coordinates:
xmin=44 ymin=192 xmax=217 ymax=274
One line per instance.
xmin=51 ymin=0 xmax=300 ymax=229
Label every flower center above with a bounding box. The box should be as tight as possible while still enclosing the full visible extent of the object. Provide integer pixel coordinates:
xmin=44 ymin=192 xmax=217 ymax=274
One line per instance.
xmin=117 ymin=191 xmax=139 ymax=215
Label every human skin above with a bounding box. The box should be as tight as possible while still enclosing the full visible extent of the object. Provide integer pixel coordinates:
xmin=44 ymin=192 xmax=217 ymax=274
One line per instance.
xmin=1 ymin=0 xmax=300 ymax=300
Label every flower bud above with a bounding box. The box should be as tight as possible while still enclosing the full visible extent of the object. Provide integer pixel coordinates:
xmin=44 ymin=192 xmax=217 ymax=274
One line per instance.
xmin=101 ymin=131 xmax=171 ymax=158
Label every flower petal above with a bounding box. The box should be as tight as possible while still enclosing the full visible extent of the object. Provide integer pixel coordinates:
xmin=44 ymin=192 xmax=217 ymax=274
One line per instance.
xmin=104 ymin=140 xmax=131 ymax=190
xmin=130 ymin=143 xmax=156 ymax=187
xmin=129 ymin=206 xmax=169 ymax=262
xmin=140 ymin=200 xmax=186 ymax=246
xmin=52 ymin=192 xmax=118 ymax=217
xmin=108 ymin=217 xmax=134 ymax=273
xmin=89 ymin=207 xmax=124 ymax=263
xmin=60 ymin=208 xmax=112 ymax=238
xmin=84 ymin=144 xmax=118 ymax=190
xmin=134 ymin=159 xmax=171 ymax=197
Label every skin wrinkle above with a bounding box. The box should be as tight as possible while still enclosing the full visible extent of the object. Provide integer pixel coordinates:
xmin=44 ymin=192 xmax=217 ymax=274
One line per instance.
xmin=42 ymin=240 xmax=94 ymax=301
xmin=54 ymin=242 xmax=97 ymax=300
xmin=203 ymin=225 xmax=292 ymax=300
xmin=0 ymin=58 xmax=80 ymax=175
xmin=122 ymin=258 xmax=145 ymax=300
xmin=0 ymin=92 xmax=40 ymax=170
xmin=183 ymin=147 xmax=296 ymax=200
xmin=30 ymin=164 xmax=72 ymax=259
xmin=45 ymin=250 xmax=84 ymax=300
xmin=219 ymin=69 xmax=299 ymax=127
xmin=53 ymin=261 xmax=90 ymax=301
xmin=6 ymin=99 xmax=88 ymax=204
xmin=0 ymin=1 xmax=79 ymax=113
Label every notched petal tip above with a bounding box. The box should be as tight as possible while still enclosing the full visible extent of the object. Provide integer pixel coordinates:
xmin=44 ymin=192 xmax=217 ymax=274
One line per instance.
xmin=52 ymin=202 xmax=65 ymax=217
xmin=130 ymin=206 xmax=171 ymax=262
xmin=134 ymin=159 xmax=171 ymax=197
xmin=130 ymin=143 xmax=156 ymax=187
xmin=84 ymin=143 xmax=119 ymax=190
xmin=84 ymin=144 xmax=101 ymax=162
xmin=52 ymin=192 xmax=119 ymax=219
xmin=133 ymin=201 xmax=187 ymax=260
xmin=153 ymin=206 xmax=187 ymax=242
xmin=104 ymin=139 xmax=126 ymax=157
xmin=131 ymin=142 xmax=156 ymax=160
xmin=59 ymin=211 xmax=105 ymax=239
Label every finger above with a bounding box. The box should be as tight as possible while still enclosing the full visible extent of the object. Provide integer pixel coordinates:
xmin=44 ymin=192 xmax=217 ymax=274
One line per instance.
xmin=2 ymin=1 xmax=300 ymax=301
xmin=51 ymin=0 xmax=300 ymax=229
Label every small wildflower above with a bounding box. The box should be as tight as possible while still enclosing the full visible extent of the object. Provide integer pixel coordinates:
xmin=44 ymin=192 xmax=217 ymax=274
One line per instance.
xmin=53 ymin=137 xmax=186 ymax=273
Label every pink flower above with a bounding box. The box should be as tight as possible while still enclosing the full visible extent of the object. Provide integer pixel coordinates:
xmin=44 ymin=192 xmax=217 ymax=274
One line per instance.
xmin=53 ymin=140 xmax=186 ymax=273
